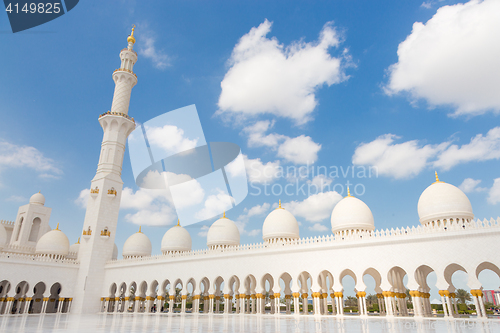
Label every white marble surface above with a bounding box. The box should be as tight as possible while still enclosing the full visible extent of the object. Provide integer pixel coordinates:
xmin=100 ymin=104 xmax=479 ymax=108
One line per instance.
xmin=0 ymin=313 xmax=498 ymax=333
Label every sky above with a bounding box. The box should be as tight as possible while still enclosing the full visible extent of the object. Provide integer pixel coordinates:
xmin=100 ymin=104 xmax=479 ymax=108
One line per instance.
xmin=1 ymin=0 xmax=500 ymax=297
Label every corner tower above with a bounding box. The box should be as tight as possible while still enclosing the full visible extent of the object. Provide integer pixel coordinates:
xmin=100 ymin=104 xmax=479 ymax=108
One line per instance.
xmin=72 ymin=27 xmax=138 ymax=314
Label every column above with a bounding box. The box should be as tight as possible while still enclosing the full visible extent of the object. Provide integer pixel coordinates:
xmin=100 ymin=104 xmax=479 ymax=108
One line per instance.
xmin=181 ymin=295 xmax=187 ymax=313
xmin=383 ymin=292 xmax=393 ymax=316
xmin=450 ymin=293 xmax=458 ymax=315
xmin=274 ymin=293 xmax=281 ymax=315
xmin=376 ymin=294 xmax=384 ymax=315
xmin=335 ymin=292 xmax=344 ymax=316
xmin=41 ymin=297 xmax=49 ymax=313
xmin=312 ymin=292 xmax=320 ymax=315
xmin=239 ymin=294 xmax=246 ymax=314
xmin=293 ymin=293 xmax=300 ymax=315
xmin=255 ymin=294 xmax=262 ymax=314
xmin=133 ymin=297 xmax=140 ymax=313
xmin=269 ymin=294 xmax=275 ymax=314
xmin=330 ymin=293 xmax=337 ymax=315
xmin=234 ymin=294 xmax=240 ymax=314
xmin=67 ymin=298 xmax=73 ymax=313
xmin=446 ymin=294 xmax=454 ymax=317
xmin=322 ymin=293 xmax=328 ymax=315
xmin=302 ymin=293 xmax=308 ymax=315
xmin=168 ymin=295 xmax=174 ymax=313
xmin=0 ymin=297 xmax=5 ymax=314
xmin=251 ymin=294 xmax=257 ymax=314
xmin=438 ymin=291 xmax=449 ymax=317
xmin=285 ymin=295 xmax=291 ymax=314
xmin=156 ymin=296 xmax=164 ymax=314
xmin=57 ymin=298 xmax=64 ymax=313
xmin=224 ymin=294 xmax=231 ymax=314
xmin=208 ymin=295 xmax=215 ymax=314
xmin=23 ymin=297 xmax=31 ymax=314
xmin=410 ymin=291 xmax=421 ymax=317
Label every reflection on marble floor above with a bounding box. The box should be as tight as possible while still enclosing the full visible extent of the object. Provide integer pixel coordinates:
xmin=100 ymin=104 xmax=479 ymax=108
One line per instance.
xmin=0 ymin=313 xmax=498 ymax=333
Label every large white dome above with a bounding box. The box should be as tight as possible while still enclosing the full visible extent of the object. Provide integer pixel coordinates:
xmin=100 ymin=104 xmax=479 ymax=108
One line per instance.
xmin=122 ymin=227 xmax=152 ymax=258
xmin=418 ymin=174 xmax=473 ymax=225
xmin=35 ymin=225 xmax=70 ymax=256
xmin=30 ymin=192 xmax=45 ymax=205
xmin=330 ymin=194 xmax=374 ymax=234
xmin=262 ymin=202 xmax=299 ymax=242
xmin=0 ymin=224 xmax=7 ymax=251
xmin=161 ymin=221 xmax=192 ymax=253
xmin=67 ymin=239 xmax=80 ymax=259
xmin=207 ymin=214 xmax=240 ymax=248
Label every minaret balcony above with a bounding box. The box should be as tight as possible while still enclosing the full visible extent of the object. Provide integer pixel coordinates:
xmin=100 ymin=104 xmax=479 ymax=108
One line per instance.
xmin=107 ymin=188 xmax=117 ymax=198
xmin=99 ymin=111 xmax=135 ymax=122
xmin=90 ymin=187 xmax=99 ymax=198
xmin=100 ymin=228 xmax=111 ymax=240
xmin=82 ymin=227 xmax=92 ymax=239
xmin=113 ymin=68 xmax=137 ymax=78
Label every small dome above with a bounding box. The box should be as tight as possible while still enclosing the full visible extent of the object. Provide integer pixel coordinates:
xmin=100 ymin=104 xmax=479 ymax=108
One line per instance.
xmin=0 ymin=224 xmax=7 ymax=251
xmin=30 ymin=192 xmax=45 ymax=205
xmin=418 ymin=173 xmax=473 ymax=225
xmin=161 ymin=221 xmax=192 ymax=253
xmin=262 ymin=201 xmax=299 ymax=242
xmin=35 ymin=225 xmax=70 ymax=256
xmin=67 ymin=239 xmax=80 ymax=259
xmin=207 ymin=214 xmax=240 ymax=248
xmin=112 ymin=243 xmax=118 ymax=260
xmin=122 ymin=227 xmax=152 ymax=258
xmin=331 ymin=193 xmax=374 ymax=234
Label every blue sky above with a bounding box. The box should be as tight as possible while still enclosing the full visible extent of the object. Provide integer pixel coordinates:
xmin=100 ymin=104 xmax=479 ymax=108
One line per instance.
xmin=1 ymin=0 xmax=500 ymax=295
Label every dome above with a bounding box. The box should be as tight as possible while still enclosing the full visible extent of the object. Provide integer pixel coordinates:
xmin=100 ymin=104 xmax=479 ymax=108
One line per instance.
xmin=330 ymin=191 xmax=374 ymax=234
xmin=0 ymin=224 xmax=7 ymax=251
xmin=30 ymin=192 xmax=45 ymax=205
xmin=418 ymin=173 xmax=474 ymax=226
xmin=207 ymin=214 xmax=240 ymax=248
xmin=262 ymin=201 xmax=299 ymax=242
xmin=112 ymin=243 xmax=118 ymax=260
xmin=67 ymin=239 xmax=80 ymax=259
xmin=122 ymin=227 xmax=152 ymax=258
xmin=35 ymin=224 xmax=70 ymax=256
xmin=161 ymin=220 xmax=192 ymax=253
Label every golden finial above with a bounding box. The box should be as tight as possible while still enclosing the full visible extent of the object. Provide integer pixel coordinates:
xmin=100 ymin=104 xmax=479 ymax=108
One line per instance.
xmin=276 ymin=199 xmax=284 ymax=209
xmin=223 ymin=211 xmax=226 ymax=218
xmin=347 ymin=187 xmax=352 ymax=197
xmin=434 ymin=171 xmax=443 ymax=184
xmin=56 ymin=223 xmax=59 ymax=230
xmin=127 ymin=25 xmax=136 ymax=44
xmin=77 ymin=237 xmax=80 ymax=244
xmin=138 ymin=226 xmax=142 ymax=233
xmin=177 ymin=219 xmax=180 ymax=226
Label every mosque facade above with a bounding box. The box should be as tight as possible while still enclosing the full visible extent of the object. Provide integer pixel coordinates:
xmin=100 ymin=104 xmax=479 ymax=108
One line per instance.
xmin=0 ymin=29 xmax=499 ymax=319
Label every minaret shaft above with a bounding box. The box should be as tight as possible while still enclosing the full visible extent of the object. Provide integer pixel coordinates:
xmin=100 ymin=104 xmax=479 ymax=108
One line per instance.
xmin=72 ymin=28 xmax=138 ymax=314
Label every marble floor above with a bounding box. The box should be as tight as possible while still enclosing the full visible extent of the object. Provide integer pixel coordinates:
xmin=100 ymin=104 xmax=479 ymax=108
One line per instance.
xmin=0 ymin=313 xmax=498 ymax=333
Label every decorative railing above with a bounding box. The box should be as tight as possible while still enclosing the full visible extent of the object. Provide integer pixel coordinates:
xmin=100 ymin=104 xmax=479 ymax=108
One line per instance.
xmin=106 ymin=217 xmax=500 ymax=266
xmin=99 ymin=111 xmax=135 ymax=122
xmin=0 ymin=219 xmax=14 ymax=226
xmin=113 ymin=68 xmax=137 ymax=78
xmin=121 ymin=48 xmax=138 ymax=56
xmin=0 ymin=252 xmax=79 ymax=265
xmin=3 ymin=244 xmax=36 ymax=253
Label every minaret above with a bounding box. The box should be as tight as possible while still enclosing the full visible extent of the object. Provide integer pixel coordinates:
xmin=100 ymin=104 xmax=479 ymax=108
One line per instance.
xmin=72 ymin=27 xmax=138 ymax=314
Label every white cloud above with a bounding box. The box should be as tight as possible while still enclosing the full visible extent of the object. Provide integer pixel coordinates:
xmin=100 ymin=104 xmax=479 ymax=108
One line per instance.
xmin=217 ymin=19 xmax=349 ymax=124
xmin=234 ymin=203 xmax=270 ymax=237
xmin=243 ymin=155 xmax=281 ymax=184
xmin=283 ymin=191 xmax=342 ymax=223
xmin=433 ymin=127 xmax=500 ymax=170
xmin=138 ymin=29 xmax=170 ymax=70
xmin=386 ymin=0 xmax=500 ymax=116
xmin=6 ymin=195 xmax=27 ymax=203
xmin=242 ymin=121 xmax=321 ymax=165
xmin=488 ymin=178 xmax=500 ymax=205
xmin=352 ymin=134 xmax=449 ymax=179
xmin=197 ymin=225 xmax=210 ymax=237
xmin=307 ymin=175 xmax=333 ymax=191
xmin=124 ymin=204 xmax=176 ymax=227
xmin=353 ymin=127 xmax=500 ymax=179
xmin=278 ymin=135 xmax=321 ymax=164
xmin=308 ymin=223 xmax=329 ymax=232
xmin=75 ymin=189 xmax=89 ymax=208
xmin=459 ymin=178 xmax=487 ymax=193
xmin=194 ymin=190 xmax=233 ymax=221
xmin=0 ymin=140 xmax=62 ymax=182
xmin=146 ymin=125 xmax=198 ymax=156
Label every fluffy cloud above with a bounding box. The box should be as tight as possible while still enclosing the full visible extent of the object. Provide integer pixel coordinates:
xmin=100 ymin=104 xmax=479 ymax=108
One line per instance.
xmin=217 ymin=19 xmax=349 ymax=124
xmin=353 ymin=127 xmax=500 ymax=179
xmin=459 ymin=178 xmax=487 ymax=193
xmin=138 ymin=29 xmax=170 ymax=70
xmin=283 ymin=191 xmax=342 ymax=223
xmin=243 ymin=120 xmax=322 ymax=164
xmin=243 ymin=155 xmax=281 ymax=184
xmin=75 ymin=189 xmax=89 ymax=208
xmin=234 ymin=203 xmax=270 ymax=237
xmin=352 ymin=134 xmax=449 ymax=179
xmin=146 ymin=125 xmax=198 ymax=156
xmin=308 ymin=223 xmax=329 ymax=232
xmin=277 ymin=135 xmax=321 ymax=164
xmin=0 ymin=140 xmax=62 ymax=182
xmin=307 ymin=175 xmax=333 ymax=191
xmin=434 ymin=127 xmax=500 ymax=170
xmin=488 ymin=179 xmax=500 ymax=205
xmin=386 ymin=0 xmax=500 ymax=116
xmin=194 ymin=190 xmax=233 ymax=221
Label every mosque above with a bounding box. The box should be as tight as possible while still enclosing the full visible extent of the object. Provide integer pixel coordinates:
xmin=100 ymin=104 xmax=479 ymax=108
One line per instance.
xmin=0 ymin=28 xmax=499 ymax=319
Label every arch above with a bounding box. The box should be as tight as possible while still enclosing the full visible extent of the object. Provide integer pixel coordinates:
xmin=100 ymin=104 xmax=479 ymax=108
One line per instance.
xmin=199 ymin=277 xmax=210 ymax=313
xmin=444 ymin=263 xmax=467 ymax=288
xmin=116 ymin=282 xmax=127 ymax=312
xmin=363 ymin=268 xmax=382 ymax=293
xmin=414 ymin=265 xmax=435 ymax=292
xmin=0 ymin=280 xmax=11 ymax=314
xmin=387 ymin=266 xmax=409 ymax=316
xmin=28 ymin=217 xmax=41 ymax=242
xmin=128 ymin=281 xmax=137 ymax=312
xmin=244 ymin=274 xmax=256 ymax=295
xmin=475 ymin=262 xmax=500 ymax=280
xmin=46 ymin=282 xmax=62 ymax=313
xmin=228 ymin=275 xmax=240 ymax=296
xmin=279 ymin=272 xmax=294 ymax=315
xmin=10 ymin=281 xmax=29 ymax=314
xmin=30 ymin=281 xmax=46 ymax=314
